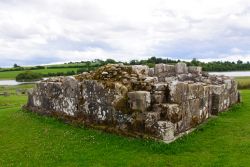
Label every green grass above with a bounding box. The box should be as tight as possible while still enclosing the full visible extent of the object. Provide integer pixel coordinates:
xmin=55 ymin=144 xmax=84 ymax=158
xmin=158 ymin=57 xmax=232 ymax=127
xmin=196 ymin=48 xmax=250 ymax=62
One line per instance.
xmin=0 ymin=84 xmax=34 ymax=109
xmin=0 ymin=87 xmax=249 ymax=166
xmin=0 ymin=68 xmax=78 ymax=80
xmin=47 ymin=62 xmax=87 ymax=67
xmin=235 ymin=76 xmax=250 ymax=89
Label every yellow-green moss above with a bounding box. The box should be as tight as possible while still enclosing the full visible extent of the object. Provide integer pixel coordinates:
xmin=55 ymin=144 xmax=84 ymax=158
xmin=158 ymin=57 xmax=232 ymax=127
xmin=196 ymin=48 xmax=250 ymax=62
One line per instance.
xmin=113 ymin=95 xmax=132 ymax=114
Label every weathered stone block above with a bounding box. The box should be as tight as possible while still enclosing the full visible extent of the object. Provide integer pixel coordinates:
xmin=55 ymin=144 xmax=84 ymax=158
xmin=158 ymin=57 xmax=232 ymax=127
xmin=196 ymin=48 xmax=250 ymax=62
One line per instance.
xmin=154 ymin=64 xmax=176 ymax=81
xmin=188 ymin=66 xmax=202 ymax=74
xmin=187 ymin=82 xmax=207 ymax=100
xmin=153 ymin=91 xmax=166 ymax=104
xmin=169 ymin=81 xmax=188 ymax=104
xmin=144 ymin=77 xmax=158 ymax=83
xmin=211 ymin=94 xmax=220 ymax=115
xmin=224 ymin=79 xmax=232 ymax=90
xmin=211 ymin=85 xmax=225 ymax=95
xmin=177 ymin=74 xmax=189 ymax=81
xmin=153 ymin=83 xmax=168 ymax=91
xmin=164 ymin=64 xmax=175 ymax=73
xmin=128 ymin=91 xmax=151 ymax=112
xmin=132 ymin=65 xmax=149 ymax=75
xmin=175 ymin=62 xmax=188 ymax=74
xmin=165 ymin=77 xmax=176 ymax=83
xmin=154 ymin=63 xmax=165 ymax=74
xmin=145 ymin=112 xmax=161 ymax=128
xmin=156 ymin=121 xmax=175 ymax=141
xmin=148 ymin=68 xmax=155 ymax=76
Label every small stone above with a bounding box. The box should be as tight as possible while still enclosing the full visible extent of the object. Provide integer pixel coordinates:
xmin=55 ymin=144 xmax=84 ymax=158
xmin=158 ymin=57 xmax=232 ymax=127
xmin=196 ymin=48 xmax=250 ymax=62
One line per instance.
xmin=122 ymin=71 xmax=128 ymax=75
xmin=122 ymin=78 xmax=129 ymax=84
xmin=153 ymin=91 xmax=166 ymax=103
xmin=154 ymin=83 xmax=168 ymax=91
xmin=144 ymin=77 xmax=158 ymax=83
xmin=131 ymin=74 xmax=137 ymax=77
xmin=102 ymin=71 xmax=108 ymax=75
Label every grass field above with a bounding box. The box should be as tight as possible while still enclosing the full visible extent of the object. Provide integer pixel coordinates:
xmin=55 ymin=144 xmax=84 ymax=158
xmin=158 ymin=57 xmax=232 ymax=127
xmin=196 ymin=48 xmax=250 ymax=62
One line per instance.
xmin=235 ymin=76 xmax=250 ymax=89
xmin=47 ymin=62 xmax=87 ymax=67
xmin=0 ymin=68 xmax=79 ymax=80
xmin=0 ymin=84 xmax=249 ymax=166
xmin=0 ymin=84 xmax=34 ymax=109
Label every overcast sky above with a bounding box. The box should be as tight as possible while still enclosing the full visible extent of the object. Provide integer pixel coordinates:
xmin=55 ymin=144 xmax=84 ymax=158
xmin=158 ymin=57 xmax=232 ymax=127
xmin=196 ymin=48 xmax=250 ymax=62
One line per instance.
xmin=1 ymin=0 xmax=250 ymax=67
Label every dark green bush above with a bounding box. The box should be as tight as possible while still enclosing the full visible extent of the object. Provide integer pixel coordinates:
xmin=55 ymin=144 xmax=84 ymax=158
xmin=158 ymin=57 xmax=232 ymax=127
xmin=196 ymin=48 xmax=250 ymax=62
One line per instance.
xmin=77 ymin=68 xmax=88 ymax=74
xmin=16 ymin=71 xmax=43 ymax=82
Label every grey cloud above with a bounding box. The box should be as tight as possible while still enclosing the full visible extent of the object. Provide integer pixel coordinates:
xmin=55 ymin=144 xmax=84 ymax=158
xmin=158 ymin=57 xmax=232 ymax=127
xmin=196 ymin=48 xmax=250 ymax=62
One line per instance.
xmin=1 ymin=0 xmax=250 ymax=67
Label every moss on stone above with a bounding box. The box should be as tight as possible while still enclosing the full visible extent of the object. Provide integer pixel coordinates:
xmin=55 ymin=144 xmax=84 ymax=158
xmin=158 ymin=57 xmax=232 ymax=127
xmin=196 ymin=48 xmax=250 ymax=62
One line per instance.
xmin=191 ymin=116 xmax=199 ymax=127
xmin=113 ymin=95 xmax=131 ymax=114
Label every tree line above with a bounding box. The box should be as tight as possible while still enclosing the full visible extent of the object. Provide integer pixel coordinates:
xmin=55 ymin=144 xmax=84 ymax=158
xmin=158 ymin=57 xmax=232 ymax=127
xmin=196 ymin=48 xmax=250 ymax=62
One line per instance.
xmin=6 ymin=57 xmax=250 ymax=73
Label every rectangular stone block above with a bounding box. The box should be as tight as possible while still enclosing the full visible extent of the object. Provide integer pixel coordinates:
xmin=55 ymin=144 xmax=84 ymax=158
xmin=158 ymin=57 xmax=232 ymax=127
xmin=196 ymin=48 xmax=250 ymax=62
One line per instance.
xmin=128 ymin=91 xmax=151 ymax=112
xmin=144 ymin=77 xmax=158 ymax=83
xmin=154 ymin=63 xmax=165 ymax=74
xmin=156 ymin=121 xmax=175 ymax=141
xmin=132 ymin=65 xmax=149 ymax=75
xmin=211 ymin=94 xmax=220 ymax=115
xmin=169 ymin=81 xmax=188 ymax=104
xmin=211 ymin=85 xmax=225 ymax=95
xmin=165 ymin=64 xmax=176 ymax=73
xmin=188 ymin=66 xmax=202 ymax=74
xmin=187 ymin=82 xmax=207 ymax=100
xmin=165 ymin=77 xmax=176 ymax=83
xmin=152 ymin=91 xmax=166 ymax=104
xmin=189 ymin=98 xmax=201 ymax=116
xmin=153 ymin=83 xmax=168 ymax=91
xmin=155 ymin=64 xmax=175 ymax=75
xmin=164 ymin=103 xmax=182 ymax=123
xmin=153 ymin=103 xmax=183 ymax=133
xmin=224 ymin=79 xmax=232 ymax=90
xmin=175 ymin=62 xmax=188 ymax=74
xmin=148 ymin=68 xmax=155 ymax=77
xmin=145 ymin=112 xmax=161 ymax=128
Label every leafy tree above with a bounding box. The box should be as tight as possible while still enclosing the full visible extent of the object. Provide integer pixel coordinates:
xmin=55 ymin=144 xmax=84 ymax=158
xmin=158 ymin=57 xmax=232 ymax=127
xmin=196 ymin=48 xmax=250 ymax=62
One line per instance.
xmin=105 ymin=59 xmax=116 ymax=64
xmin=13 ymin=64 xmax=20 ymax=68
xmin=237 ymin=60 xmax=243 ymax=64
xmin=190 ymin=58 xmax=200 ymax=66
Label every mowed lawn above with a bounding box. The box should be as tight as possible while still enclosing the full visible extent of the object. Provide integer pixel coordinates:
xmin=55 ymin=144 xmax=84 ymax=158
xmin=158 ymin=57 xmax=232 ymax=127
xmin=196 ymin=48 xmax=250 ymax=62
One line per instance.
xmin=0 ymin=90 xmax=249 ymax=166
xmin=0 ymin=68 xmax=78 ymax=80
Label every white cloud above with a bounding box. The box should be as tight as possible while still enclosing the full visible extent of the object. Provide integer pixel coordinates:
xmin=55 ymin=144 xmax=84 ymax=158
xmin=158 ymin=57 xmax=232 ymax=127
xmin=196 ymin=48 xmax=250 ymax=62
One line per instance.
xmin=0 ymin=0 xmax=250 ymax=66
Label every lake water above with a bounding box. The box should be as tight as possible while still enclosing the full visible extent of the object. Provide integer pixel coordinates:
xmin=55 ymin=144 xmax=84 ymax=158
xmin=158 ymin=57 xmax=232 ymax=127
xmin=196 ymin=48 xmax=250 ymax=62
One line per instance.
xmin=209 ymin=71 xmax=250 ymax=77
xmin=0 ymin=80 xmax=39 ymax=86
xmin=0 ymin=71 xmax=250 ymax=86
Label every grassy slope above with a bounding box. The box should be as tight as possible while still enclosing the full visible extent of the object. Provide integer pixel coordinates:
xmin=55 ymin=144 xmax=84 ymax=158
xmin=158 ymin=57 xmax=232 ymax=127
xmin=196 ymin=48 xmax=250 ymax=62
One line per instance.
xmin=0 ymin=88 xmax=249 ymax=166
xmin=0 ymin=68 xmax=78 ymax=80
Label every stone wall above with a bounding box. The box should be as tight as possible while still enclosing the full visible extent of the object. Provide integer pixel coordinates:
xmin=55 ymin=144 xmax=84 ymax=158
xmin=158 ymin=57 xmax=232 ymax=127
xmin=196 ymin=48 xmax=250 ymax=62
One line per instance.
xmin=25 ymin=63 xmax=240 ymax=142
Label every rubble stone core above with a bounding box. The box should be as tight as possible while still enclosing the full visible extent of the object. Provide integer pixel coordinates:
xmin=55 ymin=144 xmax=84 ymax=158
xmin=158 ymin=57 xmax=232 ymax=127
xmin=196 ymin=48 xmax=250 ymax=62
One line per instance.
xmin=25 ymin=63 xmax=240 ymax=142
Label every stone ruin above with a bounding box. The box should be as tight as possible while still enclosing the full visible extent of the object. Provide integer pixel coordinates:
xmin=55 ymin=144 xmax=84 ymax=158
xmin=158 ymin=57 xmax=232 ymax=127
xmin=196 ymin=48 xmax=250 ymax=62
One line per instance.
xmin=25 ymin=62 xmax=240 ymax=142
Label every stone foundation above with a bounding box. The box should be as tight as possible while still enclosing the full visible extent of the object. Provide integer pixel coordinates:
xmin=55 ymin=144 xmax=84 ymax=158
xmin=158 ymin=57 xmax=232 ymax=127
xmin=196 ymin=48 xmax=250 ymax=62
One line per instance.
xmin=25 ymin=63 xmax=240 ymax=142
